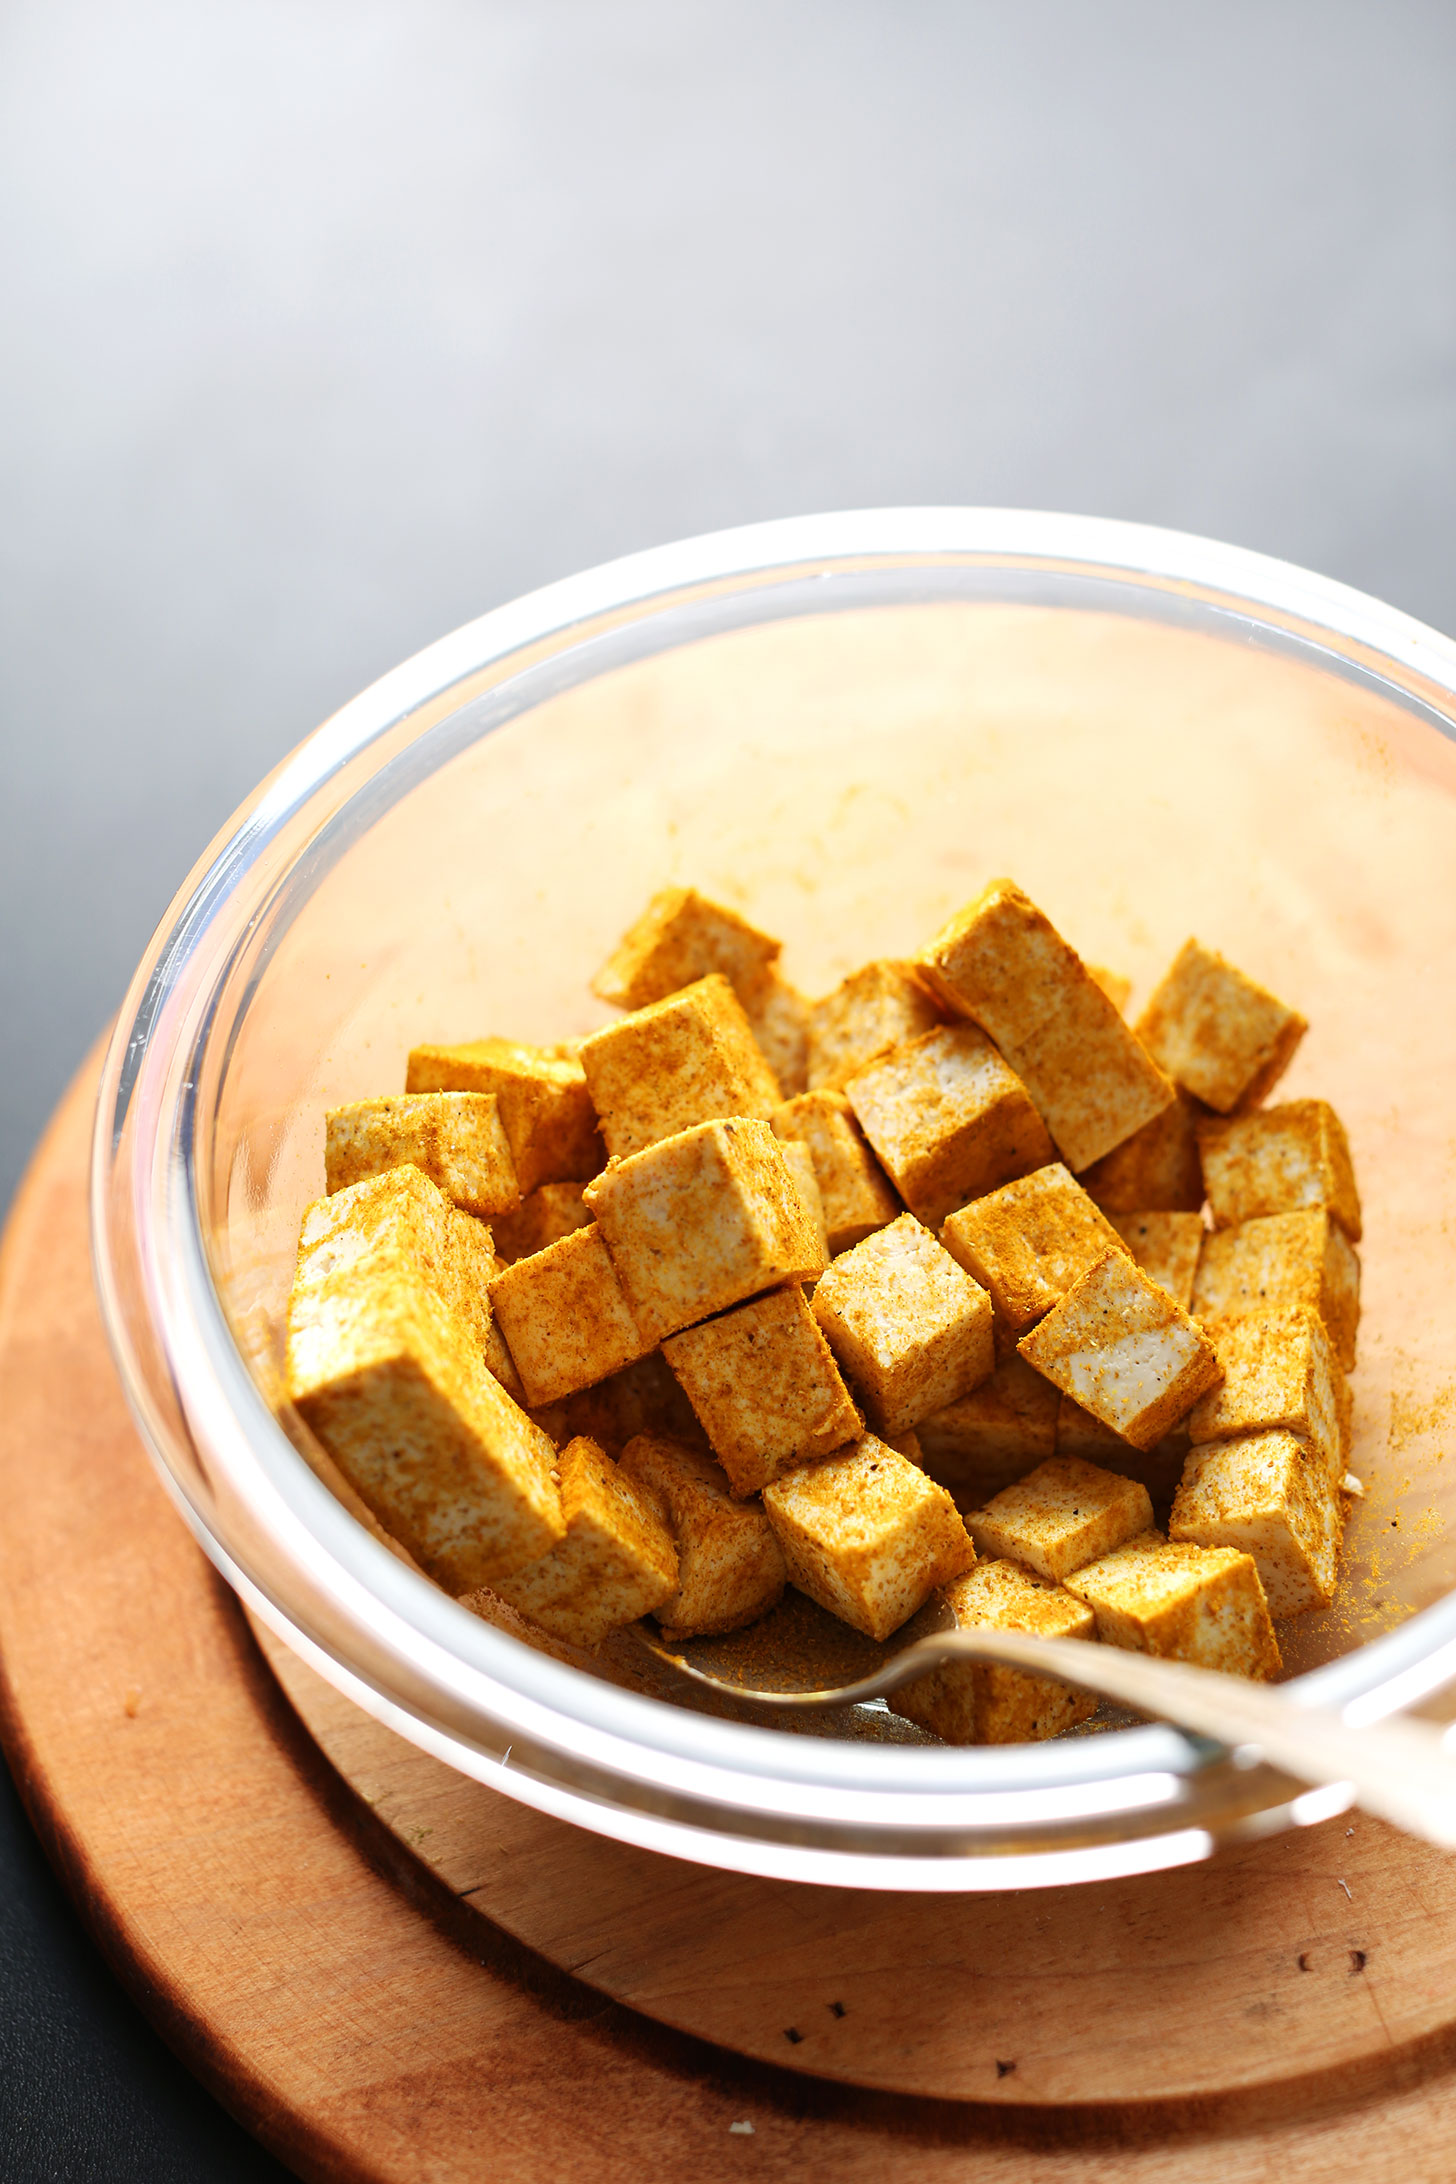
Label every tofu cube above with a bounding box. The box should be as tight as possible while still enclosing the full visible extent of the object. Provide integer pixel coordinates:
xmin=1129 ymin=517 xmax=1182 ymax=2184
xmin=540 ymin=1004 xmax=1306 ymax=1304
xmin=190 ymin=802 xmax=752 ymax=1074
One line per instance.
xmin=324 ymin=1092 xmax=521 ymax=1219
xmin=917 ymin=1351 xmax=1061 ymax=1507
xmin=662 ymin=1284 xmax=863 ymax=1495
xmin=590 ymin=886 xmax=781 ymax=1010
xmin=1170 ymin=1431 xmax=1343 ymax=1617
xmin=771 ymin=1089 xmax=901 ymax=1255
xmin=890 ymin=1560 xmax=1098 ymax=1745
xmin=761 ymin=1435 xmax=975 ymax=1640
xmin=528 ymin=1349 xmax=707 ymax=1460
xmin=1188 ymin=1308 xmax=1347 ymax=1483
xmin=1198 ymin=1100 xmax=1361 ymax=1240
xmin=1019 ymin=1250 xmax=1223 ymax=1451
xmin=779 ymin=1140 xmax=831 ymax=1272
xmin=1080 ymin=1088 xmax=1206 ymax=1214
xmin=488 ymin=1225 xmax=651 ymax=1407
xmin=941 ymin=1163 xmax=1130 ymax=1332
xmin=1066 ymin=1533 xmax=1281 ymax=1678
xmin=1135 ymin=939 xmax=1307 ymax=1113
xmin=585 ymin=1118 xmax=825 ymax=1344
xmin=287 ymin=1191 xmax=564 ymax=1589
xmin=1190 ymin=1209 xmax=1360 ymax=1372
xmin=967 ymin=1456 xmax=1153 ymax=1583
xmin=492 ymin=1181 xmax=592 ymax=1265
xmin=618 ymin=1434 xmax=786 ymax=1638
xmin=812 ymin=1213 xmax=995 ymax=1435
xmin=578 ymin=973 xmax=780 ymax=1158
xmin=406 ymin=1037 xmax=603 ymax=1196
xmin=491 ymin=1436 xmax=678 ymax=1648
xmin=807 ymin=959 xmax=945 ymax=1091
xmin=845 ymin=1023 xmax=1056 ymax=1227
xmin=437 ymin=1193 xmax=528 ymax=1405
xmin=741 ymin=964 xmax=812 ymax=1098
xmin=1109 ymin=1211 xmax=1205 ymax=1312
xmin=919 ymin=879 xmax=1175 ymax=1171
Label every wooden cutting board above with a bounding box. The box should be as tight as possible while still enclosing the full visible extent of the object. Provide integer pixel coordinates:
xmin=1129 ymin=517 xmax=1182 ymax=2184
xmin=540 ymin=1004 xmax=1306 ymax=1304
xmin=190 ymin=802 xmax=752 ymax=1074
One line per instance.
xmin=7 ymin=1055 xmax=1456 ymax=2180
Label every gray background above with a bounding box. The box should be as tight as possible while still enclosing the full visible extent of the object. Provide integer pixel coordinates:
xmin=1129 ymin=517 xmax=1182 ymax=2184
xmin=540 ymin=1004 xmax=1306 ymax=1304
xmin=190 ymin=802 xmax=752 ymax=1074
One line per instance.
xmin=1 ymin=2 xmax=1454 ymax=2174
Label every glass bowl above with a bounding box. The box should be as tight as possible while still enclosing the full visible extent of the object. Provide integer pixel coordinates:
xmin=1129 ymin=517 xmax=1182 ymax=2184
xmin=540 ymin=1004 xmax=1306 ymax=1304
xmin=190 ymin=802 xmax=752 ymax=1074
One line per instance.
xmin=92 ymin=508 xmax=1456 ymax=1890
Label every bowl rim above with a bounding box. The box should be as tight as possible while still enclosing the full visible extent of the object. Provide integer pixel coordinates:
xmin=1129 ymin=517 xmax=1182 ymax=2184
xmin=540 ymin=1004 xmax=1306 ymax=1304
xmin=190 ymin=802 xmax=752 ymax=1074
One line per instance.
xmin=90 ymin=504 xmax=1456 ymax=1889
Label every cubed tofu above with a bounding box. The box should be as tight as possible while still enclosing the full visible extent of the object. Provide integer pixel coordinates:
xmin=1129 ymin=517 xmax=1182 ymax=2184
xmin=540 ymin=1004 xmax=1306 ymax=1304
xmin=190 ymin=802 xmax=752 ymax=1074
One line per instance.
xmin=1080 ymin=1088 xmax=1206 ymax=1214
xmin=1110 ymin=1211 xmax=1205 ymax=1312
xmin=1054 ymin=1395 xmax=1188 ymax=1511
xmin=578 ymin=973 xmax=781 ymax=1159
xmin=779 ymin=1140 xmax=831 ymax=1272
xmin=1198 ymin=1100 xmax=1361 ymax=1241
xmin=806 ymin=960 xmax=945 ymax=1091
xmin=741 ymin=964 xmax=812 ymax=1098
xmin=1190 ymin=1209 xmax=1360 ymax=1372
xmin=845 ymin=1023 xmax=1056 ymax=1227
xmin=1087 ymin=965 xmax=1132 ymax=1014
xmin=761 ymin=1435 xmax=975 ymax=1641
xmin=1019 ymin=1250 xmax=1222 ymax=1451
xmin=439 ymin=1196 xmax=528 ymax=1405
xmin=585 ymin=1118 xmax=825 ymax=1345
xmin=590 ymin=886 xmax=781 ymax=1010
xmin=917 ymin=1351 xmax=1061 ymax=1506
xmin=492 ymin=1181 xmax=592 ymax=1264
xmin=967 ymin=1456 xmax=1153 ymax=1584
xmin=491 ymin=1436 xmax=678 ymax=1647
xmin=406 ymin=1037 xmax=603 ymax=1196
xmin=1187 ymin=1308 xmax=1347 ymax=1483
xmin=771 ymin=1089 xmax=901 ymax=1255
xmin=1136 ymin=940 xmax=1307 ymax=1113
xmin=919 ymin=879 xmax=1175 ymax=1170
xmin=488 ymin=1225 xmax=651 ymax=1406
xmin=618 ymin=1434 xmax=786 ymax=1638
xmin=287 ymin=1205 xmax=564 ymax=1589
xmin=1066 ymin=1533 xmax=1281 ymax=1677
xmin=662 ymin=1284 xmax=862 ymax=1495
xmin=324 ymin=1092 xmax=521 ymax=1219
xmin=941 ymin=1163 xmax=1130 ymax=1332
xmin=1171 ymin=1432 xmax=1343 ymax=1616
xmin=812 ymin=1214 xmax=995 ymax=1436
xmin=889 ymin=1560 xmax=1098 ymax=1745
xmin=528 ymin=1350 xmax=706 ymax=1459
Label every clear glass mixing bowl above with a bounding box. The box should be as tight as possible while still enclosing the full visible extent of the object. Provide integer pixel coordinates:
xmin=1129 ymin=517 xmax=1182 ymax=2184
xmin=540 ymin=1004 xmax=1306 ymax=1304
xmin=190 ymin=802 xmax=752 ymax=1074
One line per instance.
xmin=91 ymin=508 xmax=1456 ymax=1890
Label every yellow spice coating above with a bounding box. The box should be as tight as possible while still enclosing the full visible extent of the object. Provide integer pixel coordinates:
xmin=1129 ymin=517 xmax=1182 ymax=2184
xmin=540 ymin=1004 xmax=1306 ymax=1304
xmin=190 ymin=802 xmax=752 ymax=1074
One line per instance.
xmin=618 ymin=1433 xmax=786 ymax=1639
xmin=1019 ymin=1249 xmax=1222 ymax=1452
xmin=1197 ymin=1099 xmax=1361 ymax=1240
xmin=578 ymin=972 xmax=781 ymax=1159
xmin=1188 ymin=1307 xmax=1347 ymax=1483
xmin=491 ymin=1436 xmax=679 ymax=1649
xmin=771 ymin=1088 xmax=901 ymax=1255
xmin=662 ymin=1283 xmax=863 ymax=1495
xmin=590 ymin=886 xmax=781 ymax=1011
xmin=405 ymin=1037 xmax=603 ymax=1197
xmin=845 ymin=1021 xmax=1055 ymax=1228
xmin=812 ymin=1213 xmax=995 ymax=1438
xmin=1109 ymin=1210 xmax=1205 ymax=1313
xmin=941 ymin=1162 xmax=1131 ymax=1332
xmin=1079 ymin=1087 xmax=1206 ymax=1214
xmin=1171 ymin=1430 xmax=1343 ymax=1617
xmin=488 ymin=1224 xmax=651 ymax=1408
xmin=806 ymin=959 xmax=945 ymax=1092
xmin=324 ymin=1092 xmax=521 ymax=1218
xmin=890 ymin=1559 xmax=1098 ymax=1746
xmin=1066 ymin=1532 xmax=1281 ymax=1678
xmin=968 ymin=1455 xmax=1154 ymax=1585
xmin=1190 ymin=1209 xmax=1360 ymax=1373
xmin=1136 ymin=938 xmax=1307 ymax=1114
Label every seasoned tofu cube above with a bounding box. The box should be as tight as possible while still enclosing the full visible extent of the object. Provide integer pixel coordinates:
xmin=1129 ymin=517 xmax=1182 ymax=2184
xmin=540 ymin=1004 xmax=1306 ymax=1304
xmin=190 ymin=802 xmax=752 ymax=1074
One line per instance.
xmin=406 ymin=1037 xmax=603 ymax=1196
xmin=1190 ymin=1209 xmax=1360 ymax=1372
xmin=890 ymin=1560 xmax=1098 ymax=1745
xmin=1080 ymin=1087 xmax=1206 ymax=1214
xmin=489 ymin=1225 xmax=651 ymax=1407
xmin=1198 ymin=1100 xmax=1361 ymax=1240
xmin=1136 ymin=939 xmax=1307 ymax=1113
xmin=845 ymin=1023 xmax=1056 ymax=1227
xmin=578 ymin=973 xmax=780 ymax=1158
xmin=967 ymin=1457 xmax=1153 ymax=1583
xmin=438 ymin=1193 xmax=528 ymax=1405
xmin=1066 ymin=1533 xmax=1281 ymax=1677
xmin=590 ymin=886 xmax=781 ymax=1010
xmin=585 ymin=1119 xmax=824 ymax=1344
xmin=941 ymin=1163 xmax=1130 ymax=1332
xmin=491 ymin=1436 xmax=678 ymax=1647
xmin=917 ymin=1351 xmax=1060 ymax=1506
xmin=528 ymin=1350 xmax=706 ymax=1460
xmin=1054 ymin=1395 xmax=1188 ymax=1510
xmin=812 ymin=1214 xmax=995 ymax=1436
xmin=779 ymin=1140 xmax=831 ymax=1272
xmin=741 ymin=964 xmax=812 ymax=1098
xmin=762 ymin=1435 xmax=975 ymax=1640
xmin=1087 ymin=965 xmax=1132 ymax=1014
xmin=1171 ymin=1431 xmax=1343 ymax=1617
xmin=618 ymin=1434 xmax=786 ymax=1638
xmin=807 ymin=960 xmax=945 ymax=1091
xmin=662 ymin=1284 xmax=862 ymax=1494
xmin=324 ymin=1092 xmax=521 ymax=1219
xmin=287 ymin=1198 xmax=564 ymax=1589
xmin=1187 ymin=1308 xmax=1347 ymax=1483
xmin=919 ymin=879 xmax=1175 ymax=1171
xmin=1019 ymin=1250 xmax=1222 ymax=1451
xmin=492 ymin=1181 xmax=592 ymax=1265
xmin=771 ymin=1089 xmax=901 ymax=1255
xmin=1110 ymin=1211 xmax=1205 ymax=1312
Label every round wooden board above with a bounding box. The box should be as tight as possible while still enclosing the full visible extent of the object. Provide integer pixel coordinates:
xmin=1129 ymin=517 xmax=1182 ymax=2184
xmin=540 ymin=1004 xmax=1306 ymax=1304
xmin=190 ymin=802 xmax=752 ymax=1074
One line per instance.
xmin=8 ymin=1063 xmax=1456 ymax=2182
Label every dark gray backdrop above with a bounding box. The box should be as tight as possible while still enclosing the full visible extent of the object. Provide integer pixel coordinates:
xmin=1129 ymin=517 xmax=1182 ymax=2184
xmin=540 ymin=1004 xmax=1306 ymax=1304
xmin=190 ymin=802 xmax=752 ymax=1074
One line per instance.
xmin=2 ymin=2 xmax=1454 ymax=2175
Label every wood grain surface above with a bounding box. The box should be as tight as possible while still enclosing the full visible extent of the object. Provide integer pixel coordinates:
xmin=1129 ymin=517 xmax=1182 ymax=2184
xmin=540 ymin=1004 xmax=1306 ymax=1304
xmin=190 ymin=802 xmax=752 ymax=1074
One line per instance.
xmin=8 ymin=1059 xmax=1456 ymax=2178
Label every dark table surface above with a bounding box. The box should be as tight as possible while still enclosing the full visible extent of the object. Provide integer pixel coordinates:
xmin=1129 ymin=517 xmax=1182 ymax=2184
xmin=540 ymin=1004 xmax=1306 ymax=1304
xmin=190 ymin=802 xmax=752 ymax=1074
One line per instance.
xmin=3 ymin=2 xmax=1455 ymax=2173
